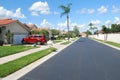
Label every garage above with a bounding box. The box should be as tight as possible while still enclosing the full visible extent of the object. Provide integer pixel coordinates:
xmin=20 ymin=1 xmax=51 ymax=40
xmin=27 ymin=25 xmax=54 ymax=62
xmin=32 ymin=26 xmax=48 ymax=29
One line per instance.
xmin=13 ymin=34 xmax=27 ymax=44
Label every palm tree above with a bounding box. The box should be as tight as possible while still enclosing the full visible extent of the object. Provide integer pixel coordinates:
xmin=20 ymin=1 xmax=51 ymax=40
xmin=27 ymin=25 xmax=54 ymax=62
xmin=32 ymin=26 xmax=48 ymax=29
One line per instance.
xmin=89 ymin=23 xmax=94 ymax=35
xmin=59 ymin=3 xmax=72 ymax=42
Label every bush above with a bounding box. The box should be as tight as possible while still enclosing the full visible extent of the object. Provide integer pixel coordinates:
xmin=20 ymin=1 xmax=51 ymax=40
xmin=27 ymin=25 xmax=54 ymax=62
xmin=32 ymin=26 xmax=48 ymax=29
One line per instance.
xmin=0 ymin=40 xmax=4 ymax=46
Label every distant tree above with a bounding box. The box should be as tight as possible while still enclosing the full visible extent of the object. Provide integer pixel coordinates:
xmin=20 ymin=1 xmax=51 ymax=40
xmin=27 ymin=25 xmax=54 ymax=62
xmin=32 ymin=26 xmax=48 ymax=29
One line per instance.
xmin=111 ymin=24 xmax=120 ymax=33
xmin=85 ymin=30 xmax=92 ymax=35
xmin=118 ymin=24 xmax=120 ymax=32
xmin=51 ymin=29 xmax=59 ymax=36
xmin=59 ymin=3 xmax=72 ymax=42
xmin=73 ymin=26 xmax=80 ymax=37
xmin=30 ymin=29 xmax=40 ymax=34
xmin=88 ymin=23 xmax=94 ymax=35
xmin=101 ymin=25 xmax=110 ymax=41
xmin=69 ymin=31 xmax=76 ymax=38
xmin=39 ymin=29 xmax=49 ymax=40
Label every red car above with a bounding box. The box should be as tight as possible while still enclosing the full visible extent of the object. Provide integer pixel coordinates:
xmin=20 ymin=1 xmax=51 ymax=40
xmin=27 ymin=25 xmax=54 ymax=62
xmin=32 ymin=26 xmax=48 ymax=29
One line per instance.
xmin=21 ymin=34 xmax=47 ymax=45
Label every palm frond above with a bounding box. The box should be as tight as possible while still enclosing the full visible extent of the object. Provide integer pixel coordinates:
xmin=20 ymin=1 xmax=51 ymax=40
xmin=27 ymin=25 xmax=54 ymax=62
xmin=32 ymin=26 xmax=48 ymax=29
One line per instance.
xmin=67 ymin=3 xmax=72 ymax=8
xmin=59 ymin=5 xmax=66 ymax=10
xmin=60 ymin=12 xmax=66 ymax=17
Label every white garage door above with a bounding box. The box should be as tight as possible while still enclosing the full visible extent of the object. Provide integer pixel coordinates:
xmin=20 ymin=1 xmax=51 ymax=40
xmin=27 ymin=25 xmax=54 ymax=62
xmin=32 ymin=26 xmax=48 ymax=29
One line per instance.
xmin=13 ymin=34 xmax=27 ymax=44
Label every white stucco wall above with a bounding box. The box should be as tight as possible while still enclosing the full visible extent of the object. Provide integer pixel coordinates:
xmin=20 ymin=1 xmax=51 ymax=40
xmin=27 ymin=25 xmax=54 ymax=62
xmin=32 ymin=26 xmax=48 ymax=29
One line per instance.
xmin=3 ymin=22 xmax=29 ymax=44
xmin=90 ymin=33 xmax=120 ymax=43
xmin=5 ymin=22 xmax=28 ymax=34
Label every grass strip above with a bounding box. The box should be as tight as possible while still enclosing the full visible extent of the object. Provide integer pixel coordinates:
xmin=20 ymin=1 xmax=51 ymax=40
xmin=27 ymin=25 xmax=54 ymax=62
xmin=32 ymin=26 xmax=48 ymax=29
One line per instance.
xmin=53 ymin=40 xmax=62 ymax=43
xmin=61 ymin=41 xmax=71 ymax=45
xmin=0 ymin=47 xmax=57 ymax=77
xmin=105 ymin=41 xmax=120 ymax=48
xmin=93 ymin=38 xmax=120 ymax=48
xmin=0 ymin=45 xmax=35 ymax=58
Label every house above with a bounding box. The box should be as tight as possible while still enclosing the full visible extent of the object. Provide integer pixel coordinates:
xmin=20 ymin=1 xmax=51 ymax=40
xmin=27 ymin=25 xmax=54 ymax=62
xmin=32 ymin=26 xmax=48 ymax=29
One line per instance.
xmin=27 ymin=24 xmax=38 ymax=30
xmin=80 ymin=32 xmax=87 ymax=37
xmin=0 ymin=18 xmax=30 ymax=44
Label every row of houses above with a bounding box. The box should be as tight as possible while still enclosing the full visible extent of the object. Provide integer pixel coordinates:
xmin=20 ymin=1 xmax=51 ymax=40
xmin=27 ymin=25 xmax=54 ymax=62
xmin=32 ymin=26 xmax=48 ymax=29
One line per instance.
xmin=0 ymin=18 xmax=42 ymax=44
xmin=0 ymin=18 xmax=67 ymax=45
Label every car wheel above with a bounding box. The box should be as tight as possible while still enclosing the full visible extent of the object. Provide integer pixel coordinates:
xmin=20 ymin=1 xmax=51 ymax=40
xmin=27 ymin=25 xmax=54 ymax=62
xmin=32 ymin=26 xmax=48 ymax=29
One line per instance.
xmin=21 ymin=40 xmax=25 ymax=44
xmin=36 ymin=41 xmax=41 ymax=45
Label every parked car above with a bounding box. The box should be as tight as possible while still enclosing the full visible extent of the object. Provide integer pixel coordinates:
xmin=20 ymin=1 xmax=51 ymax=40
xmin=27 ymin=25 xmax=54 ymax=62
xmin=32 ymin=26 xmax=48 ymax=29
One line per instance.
xmin=21 ymin=34 xmax=47 ymax=45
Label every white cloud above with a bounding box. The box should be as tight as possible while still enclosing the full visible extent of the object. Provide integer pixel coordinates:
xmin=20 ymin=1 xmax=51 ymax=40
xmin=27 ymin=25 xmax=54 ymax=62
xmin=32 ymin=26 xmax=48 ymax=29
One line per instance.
xmin=0 ymin=7 xmax=13 ymax=18
xmin=58 ymin=20 xmax=85 ymax=31
xmin=80 ymin=8 xmax=86 ymax=14
xmin=78 ymin=8 xmax=94 ymax=14
xmin=58 ymin=21 xmax=67 ymax=27
xmin=105 ymin=20 xmax=111 ymax=25
xmin=114 ymin=17 xmax=120 ymax=24
xmin=29 ymin=1 xmax=50 ymax=16
xmin=90 ymin=20 xmax=101 ymax=25
xmin=0 ymin=6 xmax=25 ymax=19
xmin=13 ymin=8 xmax=25 ymax=18
xmin=112 ymin=5 xmax=120 ymax=13
xmin=88 ymin=9 xmax=95 ymax=14
xmin=40 ymin=19 xmax=53 ymax=28
xmin=76 ymin=24 xmax=89 ymax=32
xmin=98 ymin=6 xmax=107 ymax=14
xmin=31 ymin=12 xmax=39 ymax=16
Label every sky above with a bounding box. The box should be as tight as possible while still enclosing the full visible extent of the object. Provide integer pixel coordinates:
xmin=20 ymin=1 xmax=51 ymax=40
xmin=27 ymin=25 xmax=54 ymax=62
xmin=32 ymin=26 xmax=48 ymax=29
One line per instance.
xmin=0 ymin=0 xmax=120 ymax=32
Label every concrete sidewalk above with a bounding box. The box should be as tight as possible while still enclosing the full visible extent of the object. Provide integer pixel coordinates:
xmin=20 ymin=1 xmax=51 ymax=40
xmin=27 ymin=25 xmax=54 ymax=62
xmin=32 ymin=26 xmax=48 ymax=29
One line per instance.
xmin=0 ymin=39 xmax=78 ymax=80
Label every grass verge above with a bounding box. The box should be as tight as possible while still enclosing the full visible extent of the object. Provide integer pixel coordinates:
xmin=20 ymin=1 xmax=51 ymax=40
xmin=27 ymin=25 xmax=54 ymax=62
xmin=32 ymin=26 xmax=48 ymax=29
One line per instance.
xmin=0 ymin=47 xmax=57 ymax=77
xmin=0 ymin=45 xmax=35 ymax=58
xmin=53 ymin=40 xmax=62 ymax=43
xmin=94 ymin=38 xmax=120 ymax=48
xmin=61 ymin=41 xmax=71 ymax=45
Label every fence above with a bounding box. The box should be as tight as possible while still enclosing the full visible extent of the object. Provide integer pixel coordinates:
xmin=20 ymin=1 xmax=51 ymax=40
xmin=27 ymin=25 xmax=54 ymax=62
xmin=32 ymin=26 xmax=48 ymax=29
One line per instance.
xmin=89 ymin=33 xmax=120 ymax=44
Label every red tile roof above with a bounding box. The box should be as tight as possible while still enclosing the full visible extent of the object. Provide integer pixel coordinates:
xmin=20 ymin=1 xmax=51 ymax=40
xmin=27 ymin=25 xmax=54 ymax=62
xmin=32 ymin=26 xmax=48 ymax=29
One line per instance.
xmin=0 ymin=18 xmax=17 ymax=26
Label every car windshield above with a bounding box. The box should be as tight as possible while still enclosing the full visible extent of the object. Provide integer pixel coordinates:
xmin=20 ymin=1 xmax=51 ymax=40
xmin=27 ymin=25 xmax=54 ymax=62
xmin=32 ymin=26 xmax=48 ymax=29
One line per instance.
xmin=34 ymin=36 xmax=42 ymax=38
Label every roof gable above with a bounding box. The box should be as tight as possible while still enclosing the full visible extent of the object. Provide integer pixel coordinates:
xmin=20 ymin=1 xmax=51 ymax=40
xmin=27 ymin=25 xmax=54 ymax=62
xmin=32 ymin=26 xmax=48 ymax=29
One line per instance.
xmin=0 ymin=18 xmax=17 ymax=26
xmin=0 ymin=18 xmax=30 ymax=32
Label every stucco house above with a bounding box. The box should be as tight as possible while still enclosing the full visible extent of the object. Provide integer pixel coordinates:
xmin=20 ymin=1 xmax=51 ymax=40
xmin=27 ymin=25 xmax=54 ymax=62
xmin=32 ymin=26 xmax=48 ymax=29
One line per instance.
xmin=27 ymin=24 xmax=38 ymax=30
xmin=80 ymin=32 xmax=87 ymax=37
xmin=0 ymin=18 xmax=30 ymax=44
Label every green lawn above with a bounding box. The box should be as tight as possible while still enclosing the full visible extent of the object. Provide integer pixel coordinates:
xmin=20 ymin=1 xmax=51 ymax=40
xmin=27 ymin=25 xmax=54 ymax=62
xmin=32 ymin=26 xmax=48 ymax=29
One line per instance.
xmin=93 ymin=38 xmax=120 ymax=48
xmin=0 ymin=45 xmax=35 ymax=58
xmin=61 ymin=41 xmax=71 ymax=45
xmin=53 ymin=40 xmax=62 ymax=43
xmin=105 ymin=41 xmax=120 ymax=48
xmin=0 ymin=47 xmax=57 ymax=77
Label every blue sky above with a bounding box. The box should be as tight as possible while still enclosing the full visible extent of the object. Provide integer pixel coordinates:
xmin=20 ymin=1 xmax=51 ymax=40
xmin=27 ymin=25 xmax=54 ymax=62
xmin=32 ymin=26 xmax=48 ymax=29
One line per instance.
xmin=0 ymin=0 xmax=120 ymax=32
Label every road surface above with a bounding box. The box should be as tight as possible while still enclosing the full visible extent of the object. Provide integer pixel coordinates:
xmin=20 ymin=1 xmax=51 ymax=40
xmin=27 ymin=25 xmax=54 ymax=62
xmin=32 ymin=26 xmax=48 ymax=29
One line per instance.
xmin=19 ymin=38 xmax=120 ymax=80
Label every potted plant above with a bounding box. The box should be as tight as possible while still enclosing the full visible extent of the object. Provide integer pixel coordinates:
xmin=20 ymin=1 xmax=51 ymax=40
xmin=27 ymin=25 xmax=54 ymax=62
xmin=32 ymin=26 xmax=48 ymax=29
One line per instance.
xmin=0 ymin=40 xmax=4 ymax=46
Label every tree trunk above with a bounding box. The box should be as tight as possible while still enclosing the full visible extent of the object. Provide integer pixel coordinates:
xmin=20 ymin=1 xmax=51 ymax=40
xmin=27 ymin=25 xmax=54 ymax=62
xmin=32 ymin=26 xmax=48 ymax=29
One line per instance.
xmin=67 ymin=14 xmax=69 ymax=42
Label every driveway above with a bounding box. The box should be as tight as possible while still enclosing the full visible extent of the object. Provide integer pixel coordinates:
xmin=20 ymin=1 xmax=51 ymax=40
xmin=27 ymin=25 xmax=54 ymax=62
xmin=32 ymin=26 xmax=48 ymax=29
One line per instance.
xmin=19 ymin=38 xmax=120 ymax=80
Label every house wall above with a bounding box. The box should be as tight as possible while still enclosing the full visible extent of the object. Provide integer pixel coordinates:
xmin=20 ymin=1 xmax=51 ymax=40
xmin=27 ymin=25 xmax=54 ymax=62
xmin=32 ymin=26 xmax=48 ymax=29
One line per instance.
xmin=5 ymin=22 xmax=29 ymax=34
xmin=0 ymin=27 xmax=6 ymax=41
xmin=3 ymin=22 xmax=29 ymax=44
xmin=89 ymin=33 xmax=120 ymax=43
xmin=0 ymin=31 xmax=4 ymax=40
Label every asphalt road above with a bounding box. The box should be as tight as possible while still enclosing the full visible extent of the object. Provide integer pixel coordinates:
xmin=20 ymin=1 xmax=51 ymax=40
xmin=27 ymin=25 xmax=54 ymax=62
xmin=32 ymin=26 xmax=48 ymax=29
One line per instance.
xmin=19 ymin=38 xmax=120 ymax=80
